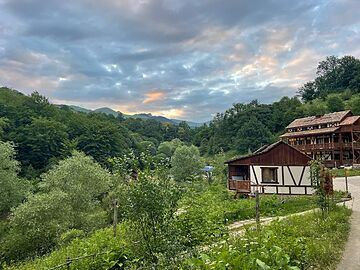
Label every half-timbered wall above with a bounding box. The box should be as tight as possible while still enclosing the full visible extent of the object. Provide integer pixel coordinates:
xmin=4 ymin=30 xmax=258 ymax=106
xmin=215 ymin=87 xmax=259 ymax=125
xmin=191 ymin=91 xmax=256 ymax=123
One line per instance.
xmin=249 ymin=165 xmax=313 ymax=195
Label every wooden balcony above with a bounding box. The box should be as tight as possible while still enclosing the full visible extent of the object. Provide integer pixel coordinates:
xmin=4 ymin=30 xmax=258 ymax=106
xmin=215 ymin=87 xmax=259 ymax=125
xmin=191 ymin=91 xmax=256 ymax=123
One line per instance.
xmin=293 ymin=142 xmax=360 ymax=151
xmin=228 ymin=179 xmax=251 ymax=193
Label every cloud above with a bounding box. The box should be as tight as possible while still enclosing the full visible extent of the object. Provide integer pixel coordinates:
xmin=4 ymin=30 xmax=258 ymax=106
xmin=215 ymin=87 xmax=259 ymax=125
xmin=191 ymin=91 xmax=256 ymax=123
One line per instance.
xmin=1 ymin=0 xmax=360 ymax=122
xmin=142 ymin=91 xmax=166 ymax=104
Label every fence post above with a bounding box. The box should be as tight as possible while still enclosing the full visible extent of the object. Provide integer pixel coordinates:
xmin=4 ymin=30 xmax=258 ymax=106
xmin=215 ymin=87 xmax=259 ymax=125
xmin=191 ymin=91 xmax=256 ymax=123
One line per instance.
xmin=113 ymin=199 xmax=118 ymax=237
xmin=345 ymin=169 xmax=349 ymax=193
xmin=255 ymin=190 xmax=260 ymax=225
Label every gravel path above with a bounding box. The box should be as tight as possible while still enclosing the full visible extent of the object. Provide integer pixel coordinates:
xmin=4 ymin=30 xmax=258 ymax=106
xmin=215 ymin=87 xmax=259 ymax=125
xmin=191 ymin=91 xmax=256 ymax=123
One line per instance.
xmin=334 ymin=176 xmax=360 ymax=270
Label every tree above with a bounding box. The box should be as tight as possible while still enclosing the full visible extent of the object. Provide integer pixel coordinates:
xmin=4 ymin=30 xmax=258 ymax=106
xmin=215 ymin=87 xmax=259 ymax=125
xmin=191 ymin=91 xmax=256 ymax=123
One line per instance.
xmin=40 ymin=151 xmax=111 ymax=230
xmin=157 ymin=139 xmax=184 ymax=158
xmin=119 ymin=171 xmax=183 ymax=265
xmin=326 ymin=94 xmax=345 ymax=112
xmin=171 ymin=145 xmax=203 ymax=182
xmin=4 ymin=191 xmax=71 ymax=261
xmin=76 ymin=121 xmax=132 ymax=166
xmin=12 ymin=117 xmax=70 ymax=173
xmin=299 ymin=55 xmax=360 ymax=101
xmin=235 ymin=117 xmax=273 ymax=153
xmin=3 ymin=152 xmax=112 ymax=261
xmin=347 ymin=95 xmax=360 ymax=115
xmin=0 ymin=117 xmax=8 ymax=139
xmin=0 ymin=141 xmax=28 ymax=216
xmin=298 ymin=81 xmax=317 ymax=101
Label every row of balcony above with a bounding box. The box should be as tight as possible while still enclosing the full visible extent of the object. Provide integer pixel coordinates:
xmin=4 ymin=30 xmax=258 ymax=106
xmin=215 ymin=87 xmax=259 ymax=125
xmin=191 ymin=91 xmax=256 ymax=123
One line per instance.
xmin=292 ymin=142 xmax=360 ymax=151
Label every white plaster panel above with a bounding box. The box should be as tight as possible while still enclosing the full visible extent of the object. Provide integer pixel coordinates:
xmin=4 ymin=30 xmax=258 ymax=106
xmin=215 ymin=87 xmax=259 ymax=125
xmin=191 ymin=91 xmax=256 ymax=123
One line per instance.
xmin=301 ymin=167 xmax=311 ymax=185
xmin=278 ymin=186 xmax=290 ymax=194
xmin=262 ymin=186 xmax=276 ymax=194
xmin=291 ymin=187 xmax=306 ymax=195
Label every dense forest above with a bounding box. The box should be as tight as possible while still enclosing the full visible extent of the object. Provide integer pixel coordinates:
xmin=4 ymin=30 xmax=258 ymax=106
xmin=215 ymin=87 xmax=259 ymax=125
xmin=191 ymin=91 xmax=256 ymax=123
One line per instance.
xmin=0 ymin=55 xmax=359 ymax=269
xmin=1 ymin=56 xmax=360 ymax=179
xmin=196 ymin=55 xmax=360 ymax=155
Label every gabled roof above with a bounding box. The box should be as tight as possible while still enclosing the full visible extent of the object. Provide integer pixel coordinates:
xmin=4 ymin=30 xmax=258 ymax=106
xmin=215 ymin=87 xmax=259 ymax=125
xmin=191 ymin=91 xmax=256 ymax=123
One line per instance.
xmin=224 ymin=141 xmax=311 ymax=164
xmin=340 ymin=115 xmax=360 ymax=126
xmin=280 ymin=126 xmax=340 ymax=138
xmin=286 ymin=110 xmax=352 ymax=129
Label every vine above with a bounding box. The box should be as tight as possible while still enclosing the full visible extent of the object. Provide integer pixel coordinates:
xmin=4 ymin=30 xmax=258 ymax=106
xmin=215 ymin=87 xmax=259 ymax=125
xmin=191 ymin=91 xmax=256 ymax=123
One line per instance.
xmin=309 ymin=160 xmax=334 ymax=217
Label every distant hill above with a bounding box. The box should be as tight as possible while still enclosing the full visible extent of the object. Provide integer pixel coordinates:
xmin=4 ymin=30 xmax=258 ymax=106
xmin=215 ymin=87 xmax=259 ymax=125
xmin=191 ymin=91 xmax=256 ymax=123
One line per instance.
xmin=68 ymin=105 xmax=92 ymax=113
xmin=67 ymin=105 xmax=203 ymax=128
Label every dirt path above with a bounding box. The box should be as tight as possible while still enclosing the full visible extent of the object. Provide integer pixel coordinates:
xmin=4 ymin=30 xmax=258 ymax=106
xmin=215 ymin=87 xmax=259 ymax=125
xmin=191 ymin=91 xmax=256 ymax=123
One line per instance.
xmin=334 ymin=176 xmax=360 ymax=270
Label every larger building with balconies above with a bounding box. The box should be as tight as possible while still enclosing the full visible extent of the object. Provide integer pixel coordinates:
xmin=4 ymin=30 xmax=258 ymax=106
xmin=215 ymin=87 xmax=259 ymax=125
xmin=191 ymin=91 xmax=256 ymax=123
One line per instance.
xmin=280 ymin=110 xmax=360 ymax=167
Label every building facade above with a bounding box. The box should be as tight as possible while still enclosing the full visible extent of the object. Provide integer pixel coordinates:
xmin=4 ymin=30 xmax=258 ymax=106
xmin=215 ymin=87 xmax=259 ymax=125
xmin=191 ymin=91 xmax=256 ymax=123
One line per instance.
xmin=280 ymin=110 xmax=360 ymax=167
xmin=225 ymin=141 xmax=313 ymax=195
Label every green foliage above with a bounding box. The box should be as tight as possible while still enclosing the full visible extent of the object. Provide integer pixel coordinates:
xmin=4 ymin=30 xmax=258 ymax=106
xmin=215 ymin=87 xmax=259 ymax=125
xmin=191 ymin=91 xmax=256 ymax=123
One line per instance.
xmin=178 ymin=185 xmax=317 ymax=247
xmin=171 ymin=145 xmax=203 ymax=182
xmin=12 ymin=117 xmax=70 ymax=173
xmin=326 ymin=94 xmax=345 ymax=112
xmin=299 ymin=55 xmax=360 ymax=101
xmin=0 ymin=117 xmax=9 ymax=139
xmin=157 ymin=138 xmax=184 ymax=158
xmin=310 ymin=160 xmax=334 ymax=217
xmin=39 ymin=151 xmax=111 ymax=228
xmin=346 ymin=95 xmax=360 ymax=115
xmin=0 ymin=141 xmax=29 ymax=216
xmin=332 ymin=168 xmax=360 ymax=177
xmin=8 ymin=226 xmax=129 ymax=270
xmin=182 ymin=206 xmax=351 ymax=269
xmin=236 ymin=117 xmax=273 ymax=153
xmin=119 ymin=171 xmax=184 ymax=265
xmin=2 ymin=191 xmax=72 ymax=261
xmin=1 ymin=152 xmax=112 ymax=262
xmin=76 ymin=121 xmax=133 ymax=167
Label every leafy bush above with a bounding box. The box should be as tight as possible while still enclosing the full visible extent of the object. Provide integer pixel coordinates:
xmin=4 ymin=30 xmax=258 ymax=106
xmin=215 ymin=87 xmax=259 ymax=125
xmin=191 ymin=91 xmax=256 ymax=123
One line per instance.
xmin=119 ymin=171 xmax=185 ymax=266
xmin=7 ymin=226 xmax=129 ymax=270
xmin=0 ymin=141 xmax=29 ymax=216
xmin=171 ymin=145 xmax=203 ymax=182
xmin=1 ymin=152 xmax=112 ymax=262
xmin=2 ymin=191 xmax=72 ymax=261
xmin=177 ymin=185 xmax=317 ymax=247
xmin=182 ymin=205 xmax=351 ymax=269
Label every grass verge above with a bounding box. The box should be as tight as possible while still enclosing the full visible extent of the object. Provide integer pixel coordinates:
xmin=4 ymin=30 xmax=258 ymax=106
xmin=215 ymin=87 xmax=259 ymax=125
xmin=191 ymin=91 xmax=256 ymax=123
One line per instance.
xmin=183 ymin=205 xmax=351 ymax=269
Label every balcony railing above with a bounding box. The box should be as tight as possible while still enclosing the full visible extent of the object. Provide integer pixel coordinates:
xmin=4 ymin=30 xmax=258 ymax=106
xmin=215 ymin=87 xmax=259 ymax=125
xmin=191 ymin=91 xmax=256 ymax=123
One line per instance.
xmin=228 ymin=179 xmax=251 ymax=193
xmin=293 ymin=142 xmax=360 ymax=151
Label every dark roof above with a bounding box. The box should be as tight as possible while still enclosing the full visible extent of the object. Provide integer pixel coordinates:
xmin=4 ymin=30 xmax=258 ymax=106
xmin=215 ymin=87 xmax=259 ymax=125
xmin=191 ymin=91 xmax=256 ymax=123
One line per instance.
xmin=286 ymin=110 xmax=351 ymax=129
xmin=224 ymin=141 xmax=310 ymax=164
xmin=280 ymin=127 xmax=340 ymax=138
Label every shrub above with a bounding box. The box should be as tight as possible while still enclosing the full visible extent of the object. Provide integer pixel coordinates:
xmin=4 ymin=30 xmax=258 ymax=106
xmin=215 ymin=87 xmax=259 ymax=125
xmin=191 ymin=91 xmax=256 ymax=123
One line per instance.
xmin=182 ymin=206 xmax=351 ymax=269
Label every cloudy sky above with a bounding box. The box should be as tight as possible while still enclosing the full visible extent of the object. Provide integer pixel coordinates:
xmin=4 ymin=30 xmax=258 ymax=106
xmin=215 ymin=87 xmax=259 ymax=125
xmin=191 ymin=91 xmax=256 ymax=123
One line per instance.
xmin=1 ymin=0 xmax=360 ymax=122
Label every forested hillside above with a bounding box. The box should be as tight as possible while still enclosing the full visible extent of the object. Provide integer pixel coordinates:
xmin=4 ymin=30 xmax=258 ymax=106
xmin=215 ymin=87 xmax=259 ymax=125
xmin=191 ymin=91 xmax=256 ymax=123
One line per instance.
xmin=1 ymin=56 xmax=360 ymax=177
xmin=194 ymin=55 xmax=360 ymax=155
xmin=0 ymin=88 xmax=194 ymax=178
xmin=0 ymin=55 xmax=357 ymax=269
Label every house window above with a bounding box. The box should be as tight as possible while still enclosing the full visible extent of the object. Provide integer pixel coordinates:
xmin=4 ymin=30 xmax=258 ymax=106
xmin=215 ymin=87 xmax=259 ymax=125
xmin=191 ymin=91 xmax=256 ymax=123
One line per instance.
xmin=261 ymin=167 xmax=278 ymax=183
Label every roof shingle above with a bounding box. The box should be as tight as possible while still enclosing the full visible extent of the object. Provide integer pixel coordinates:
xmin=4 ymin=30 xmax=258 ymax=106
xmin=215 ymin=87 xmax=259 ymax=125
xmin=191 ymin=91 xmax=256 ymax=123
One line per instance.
xmin=286 ymin=110 xmax=351 ymax=129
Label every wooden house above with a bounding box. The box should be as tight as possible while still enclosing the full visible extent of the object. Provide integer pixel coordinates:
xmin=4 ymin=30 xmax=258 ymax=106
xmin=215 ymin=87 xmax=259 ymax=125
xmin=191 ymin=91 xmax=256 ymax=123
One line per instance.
xmin=280 ymin=110 xmax=360 ymax=167
xmin=225 ymin=141 xmax=313 ymax=195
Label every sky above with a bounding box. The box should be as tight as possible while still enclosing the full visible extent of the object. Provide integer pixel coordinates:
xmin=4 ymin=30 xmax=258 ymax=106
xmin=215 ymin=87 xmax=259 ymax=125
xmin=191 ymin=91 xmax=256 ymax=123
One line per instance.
xmin=1 ymin=0 xmax=360 ymax=122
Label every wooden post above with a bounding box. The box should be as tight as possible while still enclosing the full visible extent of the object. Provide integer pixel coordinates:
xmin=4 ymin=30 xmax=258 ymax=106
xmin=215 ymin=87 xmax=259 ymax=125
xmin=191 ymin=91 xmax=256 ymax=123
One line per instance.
xmin=351 ymin=131 xmax=355 ymax=164
xmin=113 ymin=199 xmax=118 ymax=237
xmin=345 ymin=169 xmax=349 ymax=194
xmin=340 ymin=133 xmax=344 ymax=166
xmin=255 ymin=190 xmax=260 ymax=224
